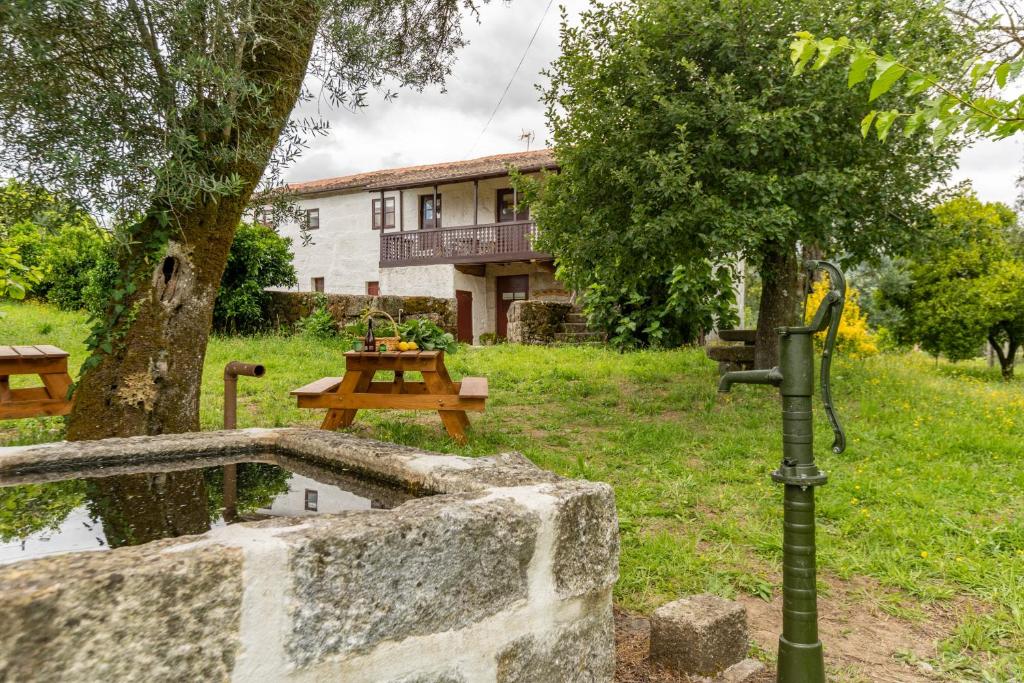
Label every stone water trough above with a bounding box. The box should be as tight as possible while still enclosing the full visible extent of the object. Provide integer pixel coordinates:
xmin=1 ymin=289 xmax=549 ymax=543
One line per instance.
xmin=0 ymin=428 xmax=619 ymax=682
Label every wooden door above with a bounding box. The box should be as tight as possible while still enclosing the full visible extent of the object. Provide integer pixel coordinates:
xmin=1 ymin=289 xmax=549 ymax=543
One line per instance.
xmin=496 ymin=275 xmax=528 ymax=338
xmin=456 ymin=290 xmax=473 ymax=344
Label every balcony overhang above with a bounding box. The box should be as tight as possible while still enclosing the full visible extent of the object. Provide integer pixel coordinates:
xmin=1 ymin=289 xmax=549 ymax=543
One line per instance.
xmin=379 ymin=221 xmax=550 ymax=268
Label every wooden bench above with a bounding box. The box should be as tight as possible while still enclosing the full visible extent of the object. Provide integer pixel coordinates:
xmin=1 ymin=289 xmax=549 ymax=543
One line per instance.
xmin=0 ymin=345 xmax=74 ymax=420
xmin=706 ymin=329 xmax=757 ymax=374
xmin=291 ymin=351 xmax=488 ymax=443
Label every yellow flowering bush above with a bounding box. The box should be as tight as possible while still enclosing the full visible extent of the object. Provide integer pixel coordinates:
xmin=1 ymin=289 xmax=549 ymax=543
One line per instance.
xmin=805 ymin=274 xmax=879 ymax=357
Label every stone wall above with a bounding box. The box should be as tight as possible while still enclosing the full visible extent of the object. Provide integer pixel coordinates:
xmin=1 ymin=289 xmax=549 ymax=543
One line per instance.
xmin=265 ymin=291 xmax=456 ymax=334
xmin=506 ymin=300 xmax=573 ymax=345
xmin=0 ymin=429 xmax=619 ymax=682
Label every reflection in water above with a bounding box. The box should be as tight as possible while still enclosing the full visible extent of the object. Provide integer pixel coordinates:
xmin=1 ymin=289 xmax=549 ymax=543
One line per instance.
xmin=0 ymin=460 xmax=410 ymax=564
xmin=86 ymin=471 xmax=211 ymax=548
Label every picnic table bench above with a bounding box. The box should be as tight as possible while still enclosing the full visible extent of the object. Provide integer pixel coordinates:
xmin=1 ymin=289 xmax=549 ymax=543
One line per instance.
xmin=0 ymin=345 xmax=74 ymax=420
xmin=291 ymin=350 xmax=487 ymax=443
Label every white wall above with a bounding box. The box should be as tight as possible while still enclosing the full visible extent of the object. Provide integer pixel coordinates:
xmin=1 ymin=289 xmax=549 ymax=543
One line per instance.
xmin=275 ymin=189 xmax=399 ymax=295
xmin=379 ymin=265 xmax=455 ymax=298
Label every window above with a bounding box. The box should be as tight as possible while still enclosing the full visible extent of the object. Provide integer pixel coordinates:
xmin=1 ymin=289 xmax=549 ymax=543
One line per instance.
xmin=419 ymin=194 xmax=442 ymax=229
xmin=366 ymin=281 xmax=380 ymax=296
xmin=311 ymin=277 xmax=325 ymax=293
xmin=372 ymin=197 xmax=396 ymax=230
xmin=304 ymin=489 xmax=318 ymax=512
xmin=304 ymin=208 xmax=320 ymax=230
xmin=496 ymin=189 xmax=529 ymax=222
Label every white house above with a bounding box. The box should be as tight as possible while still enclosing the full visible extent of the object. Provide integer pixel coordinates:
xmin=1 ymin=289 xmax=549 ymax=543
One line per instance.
xmin=276 ymin=149 xmax=568 ymax=344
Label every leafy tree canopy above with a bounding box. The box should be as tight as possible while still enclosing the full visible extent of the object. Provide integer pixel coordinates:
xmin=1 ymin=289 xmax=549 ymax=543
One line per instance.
xmin=214 ymin=222 xmax=297 ymax=333
xmin=880 ymin=194 xmax=1024 ymax=379
xmin=522 ymin=0 xmax=971 ymax=355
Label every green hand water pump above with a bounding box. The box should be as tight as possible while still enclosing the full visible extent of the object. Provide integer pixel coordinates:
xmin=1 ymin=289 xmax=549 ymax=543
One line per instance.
xmin=718 ymin=260 xmax=847 ymax=683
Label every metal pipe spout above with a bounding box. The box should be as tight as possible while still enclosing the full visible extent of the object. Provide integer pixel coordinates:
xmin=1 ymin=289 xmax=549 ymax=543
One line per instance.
xmin=224 ymin=361 xmax=266 ymax=430
xmin=718 ymin=367 xmax=783 ymax=393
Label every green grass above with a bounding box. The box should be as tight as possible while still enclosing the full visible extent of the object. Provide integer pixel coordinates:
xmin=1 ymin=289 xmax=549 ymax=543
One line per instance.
xmin=2 ymin=300 xmax=1023 ymax=680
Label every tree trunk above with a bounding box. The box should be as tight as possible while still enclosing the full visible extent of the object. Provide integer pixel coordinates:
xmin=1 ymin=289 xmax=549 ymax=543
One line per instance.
xmin=989 ymin=334 xmax=1018 ymax=381
xmin=755 ymin=242 xmax=800 ymax=369
xmin=66 ymin=201 xmax=252 ymax=438
xmin=67 ymin=2 xmax=317 ymax=440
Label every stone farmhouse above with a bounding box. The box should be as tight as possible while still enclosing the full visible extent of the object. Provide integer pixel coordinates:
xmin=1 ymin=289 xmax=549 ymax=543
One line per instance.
xmin=276 ymin=149 xmax=570 ymax=344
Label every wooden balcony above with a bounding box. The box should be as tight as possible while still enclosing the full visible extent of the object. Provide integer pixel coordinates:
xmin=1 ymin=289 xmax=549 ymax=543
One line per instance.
xmin=379 ymin=221 xmax=550 ymax=267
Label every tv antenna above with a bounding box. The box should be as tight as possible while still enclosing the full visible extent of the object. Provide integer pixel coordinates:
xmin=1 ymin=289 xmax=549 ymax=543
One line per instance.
xmin=519 ymin=129 xmax=536 ymax=151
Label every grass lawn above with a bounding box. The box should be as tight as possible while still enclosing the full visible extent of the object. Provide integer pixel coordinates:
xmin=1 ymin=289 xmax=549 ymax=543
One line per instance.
xmin=2 ymin=300 xmax=1022 ymax=681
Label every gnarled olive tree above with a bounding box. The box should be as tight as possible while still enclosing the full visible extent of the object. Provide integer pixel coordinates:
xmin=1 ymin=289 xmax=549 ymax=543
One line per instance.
xmin=0 ymin=0 xmax=473 ymax=438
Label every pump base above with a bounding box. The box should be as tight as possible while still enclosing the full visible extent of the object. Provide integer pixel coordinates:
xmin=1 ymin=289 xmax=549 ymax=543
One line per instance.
xmin=776 ymin=636 xmax=824 ymax=683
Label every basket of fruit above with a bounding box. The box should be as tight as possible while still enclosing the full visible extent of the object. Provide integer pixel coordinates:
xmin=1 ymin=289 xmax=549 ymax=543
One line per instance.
xmin=364 ymin=309 xmax=401 ymax=350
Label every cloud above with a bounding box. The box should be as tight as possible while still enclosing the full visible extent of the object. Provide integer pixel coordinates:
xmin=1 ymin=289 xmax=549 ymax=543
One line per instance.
xmin=285 ymin=0 xmax=1023 ymax=209
xmin=285 ymin=0 xmax=588 ymax=183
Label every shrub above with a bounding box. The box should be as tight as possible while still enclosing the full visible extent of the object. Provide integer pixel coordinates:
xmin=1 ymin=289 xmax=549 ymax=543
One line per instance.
xmin=40 ymin=224 xmax=110 ymax=311
xmin=214 ymin=222 xmax=297 ymax=333
xmin=805 ymin=275 xmax=878 ymax=357
xmin=295 ymin=295 xmax=337 ymax=339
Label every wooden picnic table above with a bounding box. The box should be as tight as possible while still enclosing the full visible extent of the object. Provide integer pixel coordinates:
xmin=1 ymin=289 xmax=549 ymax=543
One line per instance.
xmin=0 ymin=345 xmax=74 ymax=420
xmin=291 ymin=350 xmax=488 ymax=443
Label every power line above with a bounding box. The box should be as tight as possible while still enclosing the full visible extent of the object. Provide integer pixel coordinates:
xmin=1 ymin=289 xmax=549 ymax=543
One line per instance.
xmin=466 ymin=0 xmax=556 ymax=156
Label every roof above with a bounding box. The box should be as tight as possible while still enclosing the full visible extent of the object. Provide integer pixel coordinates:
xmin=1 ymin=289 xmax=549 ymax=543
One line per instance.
xmin=286 ymin=149 xmax=557 ymax=196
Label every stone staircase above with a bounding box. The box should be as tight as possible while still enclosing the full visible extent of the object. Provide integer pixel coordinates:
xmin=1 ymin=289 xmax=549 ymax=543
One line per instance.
xmin=554 ymin=307 xmax=605 ymax=344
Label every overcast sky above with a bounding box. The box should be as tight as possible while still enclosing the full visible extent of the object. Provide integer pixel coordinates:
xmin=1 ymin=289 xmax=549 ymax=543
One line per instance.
xmin=285 ymin=0 xmax=1022 ymax=207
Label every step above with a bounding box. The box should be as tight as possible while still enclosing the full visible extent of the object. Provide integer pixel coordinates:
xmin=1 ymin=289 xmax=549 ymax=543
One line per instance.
xmin=705 ymin=344 xmax=755 ymax=363
xmin=559 ymin=322 xmax=589 ymax=333
xmin=554 ymin=332 xmax=605 ymax=343
xmin=564 ymin=313 xmax=587 ymax=324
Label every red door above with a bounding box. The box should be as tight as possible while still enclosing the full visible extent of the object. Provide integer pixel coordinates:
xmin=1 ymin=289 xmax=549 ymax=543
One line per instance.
xmin=496 ymin=275 xmax=528 ymax=338
xmin=456 ymin=290 xmax=473 ymax=343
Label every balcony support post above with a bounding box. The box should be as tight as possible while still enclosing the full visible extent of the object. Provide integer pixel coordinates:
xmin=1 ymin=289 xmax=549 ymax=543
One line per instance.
xmin=432 ymin=184 xmax=438 ymax=228
xmin=473 ymin=179 xmax=479 ymax=226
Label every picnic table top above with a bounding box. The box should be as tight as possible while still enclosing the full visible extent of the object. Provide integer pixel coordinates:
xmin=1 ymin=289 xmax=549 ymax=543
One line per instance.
xmin=0 ymin=345 xmax=69 ymax=361
xmin=343 ymin=350 xmax=442 ymax=359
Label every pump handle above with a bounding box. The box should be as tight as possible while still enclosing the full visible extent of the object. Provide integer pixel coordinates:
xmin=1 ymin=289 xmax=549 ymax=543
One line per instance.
xmin=805 ymin=260 xmax=846 ymax=454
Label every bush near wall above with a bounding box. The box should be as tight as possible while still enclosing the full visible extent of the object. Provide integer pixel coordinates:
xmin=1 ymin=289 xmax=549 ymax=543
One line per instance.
xmin=265 ymin=292 xmax=456 ymax=334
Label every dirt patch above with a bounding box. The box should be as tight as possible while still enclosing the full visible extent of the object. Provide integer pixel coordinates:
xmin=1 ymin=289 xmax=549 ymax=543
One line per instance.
xmin=738 ymin=575 xmax=958 ymax=682
xmin=616 ymin=574 xmax=963 ymax=683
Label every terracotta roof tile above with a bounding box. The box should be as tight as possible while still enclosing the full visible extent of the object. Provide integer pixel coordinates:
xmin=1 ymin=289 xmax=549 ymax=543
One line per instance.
xmin=286 ymin=149 xmax=556 ymax=196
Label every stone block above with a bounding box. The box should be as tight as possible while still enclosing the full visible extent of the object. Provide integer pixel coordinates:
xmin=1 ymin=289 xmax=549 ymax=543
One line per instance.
xmin=0 ymin=543 xmax=243 ymax=682
xmin=495 ymin=598 xmax=615 ymax=682
xmin=719 ymin=658 xmax=767 ymax=682
xmin=506 ymin=300 xmax=572 ymax=344
xmin=649 ymin=594 xmax=748 ymax=676
xmin=549 ymin=481 xmax=620 ymax=598
xmin=285 ymin=496 xmax=538 ymax=665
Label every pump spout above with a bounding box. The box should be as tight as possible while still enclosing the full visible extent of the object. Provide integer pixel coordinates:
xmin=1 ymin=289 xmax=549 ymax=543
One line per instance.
xmin=718 ymin=367 xmax=783 ymax=393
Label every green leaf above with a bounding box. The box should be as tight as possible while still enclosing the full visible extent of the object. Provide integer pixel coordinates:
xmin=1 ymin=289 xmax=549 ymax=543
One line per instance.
xmin=100 ymin=341 xmax=113 ymax=354
xmin=904 ymin=74 xmax=932 ymax=97
xmin=995 ymin=62 xmax=1011 ymax=88
xmin=869 ymin=59 xmax=907 ymax=101
xmin=791 ymin=37 xmax=817 ymax=75
xmin=848 ymin=47 xmax=875 ymax=88
xmin=860 ymin=111 xmax=878 ymax=138
xmin=902 ymin=110 xmax=926 ymax=137
xmin=874 ymin=110 xmax=900 ymax=141
xmin=812 ymin=37 xmax=848 ymax=70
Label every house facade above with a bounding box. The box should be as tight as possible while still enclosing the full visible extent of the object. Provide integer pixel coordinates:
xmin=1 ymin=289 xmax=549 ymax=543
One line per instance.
xmin=275 ymin=149 xmax=568 ymax=344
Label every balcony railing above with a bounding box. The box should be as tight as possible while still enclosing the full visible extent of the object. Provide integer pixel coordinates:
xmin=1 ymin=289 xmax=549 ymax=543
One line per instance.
xmin=379 ymin=220 xmax=549 ymax=267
